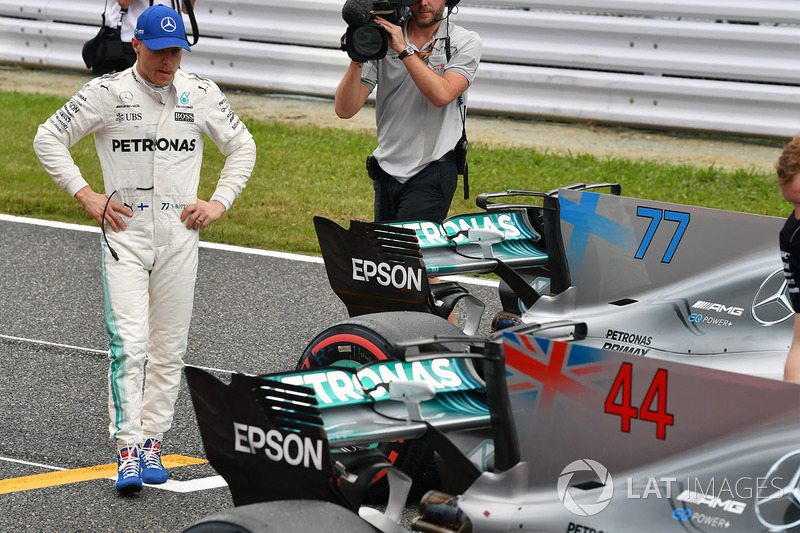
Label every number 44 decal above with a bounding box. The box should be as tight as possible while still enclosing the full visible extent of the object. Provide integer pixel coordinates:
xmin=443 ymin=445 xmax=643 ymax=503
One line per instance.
xmin=635 ymin=207 xmax=690 ymax=263
xmin=604 ymin=362 xmax=675 ymax=440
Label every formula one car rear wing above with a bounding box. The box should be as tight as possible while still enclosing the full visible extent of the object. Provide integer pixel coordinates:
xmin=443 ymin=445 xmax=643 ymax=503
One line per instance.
xmin=313 ymin=183 xmax=622 ymax=325
xmin=313 ymin=216 xmax=486 ymax=333
xmin=184 ymin=320 xmax=585 ymax=509
xmin=184 ymin=350 xmax=492 ymax=508
xmin=312 ymin=194 xmax=558 ymax=324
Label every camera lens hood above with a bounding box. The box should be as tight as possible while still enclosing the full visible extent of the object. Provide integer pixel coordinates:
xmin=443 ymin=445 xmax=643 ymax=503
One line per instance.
xmin=346 ymin=22 xmax=389 ymax=62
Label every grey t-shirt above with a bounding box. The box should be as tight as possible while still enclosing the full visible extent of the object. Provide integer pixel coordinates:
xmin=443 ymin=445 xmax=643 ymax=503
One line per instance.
xmin=361 ymin=19 xmax=482 ymax=182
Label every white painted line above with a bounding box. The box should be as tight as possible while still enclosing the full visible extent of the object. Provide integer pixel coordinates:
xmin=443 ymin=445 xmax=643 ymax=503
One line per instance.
xmin=0 ymin=214 xmax=98 ymax=233
xmin=1 ymin=214 xmax=500 ymax=371
xmin=0 ymin=334 xmax=107 ymax=355
xmin=104 ymin=475 xmax=227 ymax=493
xmin=0 ymin=456 xmax=67 ymax=471
xmin=0 ymin=214 xmax=498 ymax=287
xmin=188 ymin=364 xmax=242 ymax=375
xmin=0 ymin=334 xmax=238 ymax=375
xmin=147 ymin=476 xmax=228 ymax=493
xmin=0 ymin=213 xmax=321 ymax=263
xmin=200 ymin=240 xmax=323 ymax=264
xmin=0 ymin=455 xmax=226 ymax=494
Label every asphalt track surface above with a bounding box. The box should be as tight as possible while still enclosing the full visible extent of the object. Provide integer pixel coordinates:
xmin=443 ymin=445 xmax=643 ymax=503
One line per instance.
xmin=0 ymin=214 xmax=500 ymax=532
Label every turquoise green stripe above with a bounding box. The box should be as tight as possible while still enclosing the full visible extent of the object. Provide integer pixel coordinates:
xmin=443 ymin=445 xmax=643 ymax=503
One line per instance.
xmin=101 ymin=241 xmax=125 ymax=440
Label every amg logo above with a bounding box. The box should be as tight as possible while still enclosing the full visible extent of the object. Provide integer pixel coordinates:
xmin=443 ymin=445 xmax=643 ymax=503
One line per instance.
xmin=351 ymin=258 xmax=424 ymax=292
xmin=175 ymin=112 xmax=194 ymax=122
xmin=692 ymin=300 xmax=743 ymax=316
xmin=676 ymin=490 xmax=746 ymax=515
xmin=233 ymin=422 xmax=324 ymax=471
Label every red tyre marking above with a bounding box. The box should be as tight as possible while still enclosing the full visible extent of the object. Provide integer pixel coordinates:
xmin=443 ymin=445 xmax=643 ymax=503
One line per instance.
xmin=311 ymin=333 xmax=389 ymax=361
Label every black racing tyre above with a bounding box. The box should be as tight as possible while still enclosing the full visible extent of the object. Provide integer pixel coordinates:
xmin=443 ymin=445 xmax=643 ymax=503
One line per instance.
xmin=298 ymin=311 xmax=466 ymax=369
xmin=182 ymin=500 xmax=380 ymax=532
xmin=297 ymin=311 xmax=467 ymax=501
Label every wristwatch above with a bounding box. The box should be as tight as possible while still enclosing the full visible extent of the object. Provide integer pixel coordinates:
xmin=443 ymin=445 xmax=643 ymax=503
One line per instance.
xmin=398 ymin=45 xmax=416 ymax=60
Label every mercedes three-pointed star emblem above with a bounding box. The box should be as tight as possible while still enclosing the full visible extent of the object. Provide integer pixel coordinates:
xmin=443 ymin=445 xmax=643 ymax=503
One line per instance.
xmin=161 ymin=17 xmax=177 ymax=33
xmin=755 ymin=448 xmax=800 ymax=531
xmin=751 ymin=269 xmax=794 ymax=326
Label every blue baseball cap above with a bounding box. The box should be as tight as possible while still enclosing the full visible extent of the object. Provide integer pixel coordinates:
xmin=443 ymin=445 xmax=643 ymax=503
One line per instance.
xmin=134 ymin=5 xmax=190 ymax=51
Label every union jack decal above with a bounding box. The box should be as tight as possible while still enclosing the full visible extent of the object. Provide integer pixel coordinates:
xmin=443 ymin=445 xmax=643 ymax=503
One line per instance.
xmin=502 ymin=332 xmax=616 ymax=412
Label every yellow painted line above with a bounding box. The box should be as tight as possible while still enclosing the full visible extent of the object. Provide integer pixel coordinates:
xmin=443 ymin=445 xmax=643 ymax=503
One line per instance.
xmin=0 ymin=454 xmax=208 ymax=495
xmin=160 ymin=455 xmax=209 ymax=468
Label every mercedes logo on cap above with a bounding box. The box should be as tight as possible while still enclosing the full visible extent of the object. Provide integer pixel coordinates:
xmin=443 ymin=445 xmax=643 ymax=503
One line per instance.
xmin=161 ymin=17 xmax=177 ymax=33
xmin=751 ymin=269 xmax=794 ymax=326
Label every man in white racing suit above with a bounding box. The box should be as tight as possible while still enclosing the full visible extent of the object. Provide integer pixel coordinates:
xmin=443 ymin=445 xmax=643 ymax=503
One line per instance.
xmin=33 ymin=5 xmax=256 ymax=493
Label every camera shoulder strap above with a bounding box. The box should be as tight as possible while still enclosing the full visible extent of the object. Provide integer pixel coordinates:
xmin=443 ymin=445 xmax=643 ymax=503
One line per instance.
xmin=116 ymin=8 xmax=127 ymax=29
xmin=181 ymin=0 xmax=200 ymax=46
xmin=99 ymin=0 xmax=127 ymax=29
xmin=445 ymin=33 xmax=469 ymax=199
xmin=100 ymin=0 xmax=109 ymax=27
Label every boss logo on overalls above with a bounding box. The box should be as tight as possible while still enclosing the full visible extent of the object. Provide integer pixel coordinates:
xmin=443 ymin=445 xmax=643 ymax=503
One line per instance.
xmin=175 ymin=112 xmax=194 ymax=122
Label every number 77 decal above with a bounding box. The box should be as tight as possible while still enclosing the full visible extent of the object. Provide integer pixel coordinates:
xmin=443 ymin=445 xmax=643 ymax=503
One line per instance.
xmin=635 ymin=207 xmax=690 ymax=263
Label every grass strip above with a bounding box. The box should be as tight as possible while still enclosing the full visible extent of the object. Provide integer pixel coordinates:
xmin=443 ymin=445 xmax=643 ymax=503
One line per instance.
xmin=0 ymin=91 xmax=786 ymax=256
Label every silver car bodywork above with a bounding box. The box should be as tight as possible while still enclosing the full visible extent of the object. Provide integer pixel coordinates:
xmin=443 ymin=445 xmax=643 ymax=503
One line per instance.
xmin=515 ymin=188 xmax=792 ymax=380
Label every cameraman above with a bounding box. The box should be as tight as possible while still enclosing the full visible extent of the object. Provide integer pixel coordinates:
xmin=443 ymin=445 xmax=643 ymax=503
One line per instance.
xmin=335 ymin=0 xmax=482 ymax=223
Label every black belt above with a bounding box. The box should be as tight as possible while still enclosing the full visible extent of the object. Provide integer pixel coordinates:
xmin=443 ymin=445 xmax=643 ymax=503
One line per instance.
xmin=434 ymin=150 xmax=455 ymax=163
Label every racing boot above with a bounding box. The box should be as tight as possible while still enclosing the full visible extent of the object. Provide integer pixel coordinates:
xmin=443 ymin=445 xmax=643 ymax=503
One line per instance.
xmin=115 ymin=444 xmax=143 ymax=494
xmin=140 ymin=435 xmax=169 ymax=484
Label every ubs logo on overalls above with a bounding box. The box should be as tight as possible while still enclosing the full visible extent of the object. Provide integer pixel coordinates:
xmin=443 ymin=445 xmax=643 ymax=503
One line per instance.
xmin=116 ymin=112 xmax=142 ymax=122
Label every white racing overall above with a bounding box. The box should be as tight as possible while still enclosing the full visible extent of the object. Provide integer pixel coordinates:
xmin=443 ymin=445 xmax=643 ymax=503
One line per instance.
xmin=34 ymin=66 xmax=256 ymax=447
